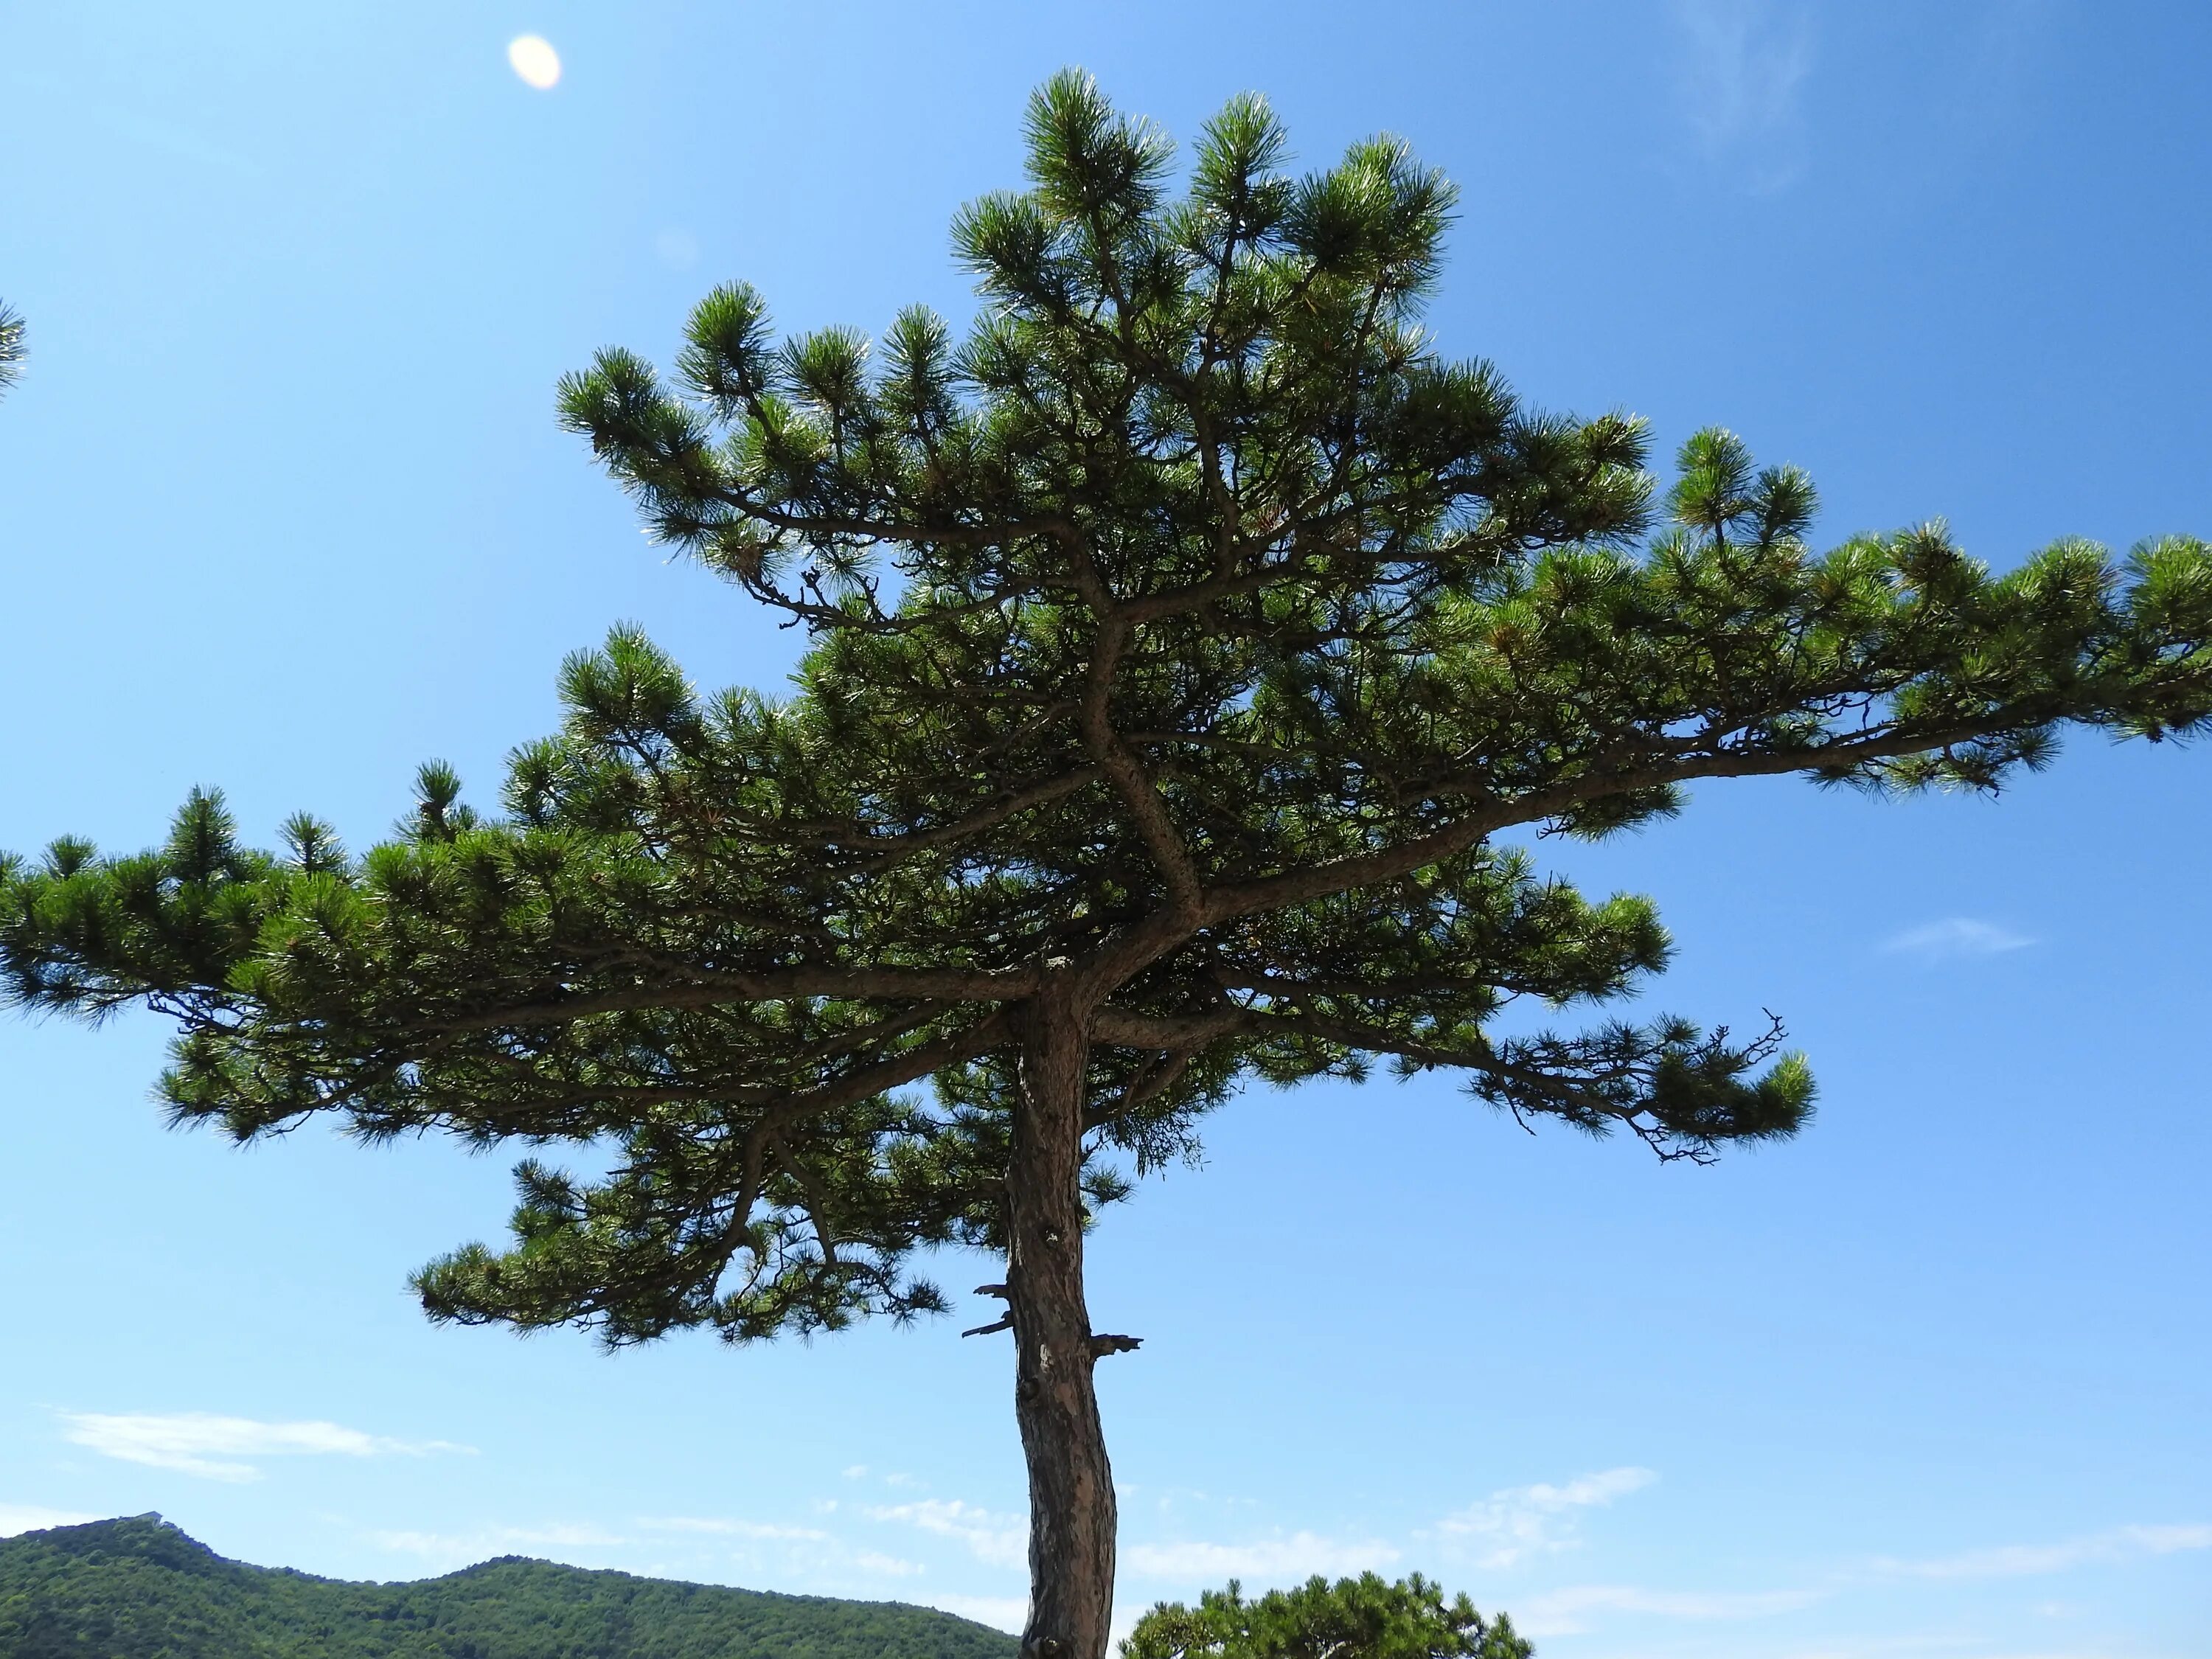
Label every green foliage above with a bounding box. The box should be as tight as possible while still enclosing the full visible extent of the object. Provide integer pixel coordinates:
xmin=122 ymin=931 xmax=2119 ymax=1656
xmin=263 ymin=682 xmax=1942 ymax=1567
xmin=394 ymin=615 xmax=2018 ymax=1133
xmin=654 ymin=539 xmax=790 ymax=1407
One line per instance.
xmin=4 ymin=71 xmax=2210 ymax=1355
xmin=0 ymin=1515 xmax=1018 ymax=1659
xmin=1121 ymin=1573 xmax=1528 ymax=1659
xmin=0 ymin=300 xmax=23 ymax=398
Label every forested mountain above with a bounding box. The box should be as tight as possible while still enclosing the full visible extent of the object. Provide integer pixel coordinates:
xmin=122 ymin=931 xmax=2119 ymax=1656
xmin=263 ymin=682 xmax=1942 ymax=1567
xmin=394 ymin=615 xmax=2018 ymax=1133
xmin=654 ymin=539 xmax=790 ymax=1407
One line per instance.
xmin=0 ymin=1514 xmax=1018 ymax=1658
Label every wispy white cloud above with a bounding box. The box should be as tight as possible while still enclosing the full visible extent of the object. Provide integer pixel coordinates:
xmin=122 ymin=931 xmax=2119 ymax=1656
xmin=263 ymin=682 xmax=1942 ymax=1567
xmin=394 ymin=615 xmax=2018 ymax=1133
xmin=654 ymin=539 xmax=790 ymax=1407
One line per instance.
xmin=1881 ymin=917 xmax=2034 ymax=961
xmin=636 ymin=1515 xmax=831 ymax=1541
xmin=860 ymin=1486 xmax=1387 ymax=1593
xmin=1122 ymin=1530 xmax=1401 ymax=1583
xmin=0 ymin=1503 xmax=98 ymax=1537
xmin=1433 ymin=1467 xmax=1657 ymax=1568
xmin=1875 ymin=1523 xmax=2212 ymax=1579
xmin=1497 ymin=1518 xmax=2210 ymax=1642
xmin=925 ymin=1593 xmax=1029 ymax=1634
xmin=59 ymin=1412 xmax=470 ymax=1483
xmin=865 ymin=1498 xmax=1028 ymax=1570
xmin=369 ymin=1523 xmax=627 ymax=1570
xmin=1670 ymin=0 xmax=1814 ymax=188
xmin=1517 ymin=1581 xmax=1821 ymax=1638
xmin=373 ymin=1512 xmax=927 ymax=1584
xmin=1116 ymin=1467 xmax=1647 ymax=1590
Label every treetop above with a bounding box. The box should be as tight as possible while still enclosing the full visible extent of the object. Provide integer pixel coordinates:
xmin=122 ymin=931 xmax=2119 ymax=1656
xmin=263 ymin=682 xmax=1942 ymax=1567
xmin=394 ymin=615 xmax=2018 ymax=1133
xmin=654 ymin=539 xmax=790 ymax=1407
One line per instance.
xmin=5 ymin=71 xmax=2209 ymax=1350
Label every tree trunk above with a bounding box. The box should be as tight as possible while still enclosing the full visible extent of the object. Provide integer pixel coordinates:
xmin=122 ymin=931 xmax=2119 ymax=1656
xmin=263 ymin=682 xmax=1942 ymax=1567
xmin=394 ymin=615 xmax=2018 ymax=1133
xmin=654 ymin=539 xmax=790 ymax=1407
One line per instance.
xmin=1007 ymin=992 xmax=1116 ymax=1659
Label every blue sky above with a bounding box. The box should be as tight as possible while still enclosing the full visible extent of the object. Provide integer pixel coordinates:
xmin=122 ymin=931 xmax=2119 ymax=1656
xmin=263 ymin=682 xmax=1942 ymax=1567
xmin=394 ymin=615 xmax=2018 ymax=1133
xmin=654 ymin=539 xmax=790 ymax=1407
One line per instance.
xmin=2 ymin=4 xmax=2208 ymax=1655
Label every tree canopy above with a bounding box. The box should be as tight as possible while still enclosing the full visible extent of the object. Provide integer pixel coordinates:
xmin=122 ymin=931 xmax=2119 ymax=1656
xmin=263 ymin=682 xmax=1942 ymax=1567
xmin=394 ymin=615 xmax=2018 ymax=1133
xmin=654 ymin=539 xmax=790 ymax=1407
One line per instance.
xmin=8 ymin=75 xmax=2204 ymax=1338
xmin=1121 ymin=1573 xmax=1529 ymax=1659
xmin=4 ymin=70 xmax=2208 ymax=1659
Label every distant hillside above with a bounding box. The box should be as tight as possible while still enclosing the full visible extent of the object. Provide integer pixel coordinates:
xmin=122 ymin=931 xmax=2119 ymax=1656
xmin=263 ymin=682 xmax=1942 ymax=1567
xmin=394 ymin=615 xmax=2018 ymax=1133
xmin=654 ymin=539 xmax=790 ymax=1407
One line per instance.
xmin=0 ymin=1513 xmax=1020 ymax=1658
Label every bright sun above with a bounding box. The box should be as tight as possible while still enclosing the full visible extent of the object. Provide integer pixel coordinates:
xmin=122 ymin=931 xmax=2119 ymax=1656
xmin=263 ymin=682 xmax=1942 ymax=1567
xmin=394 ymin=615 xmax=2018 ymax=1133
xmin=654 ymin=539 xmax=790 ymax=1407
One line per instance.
xmin=507 ymin=35 xmax=561 ymax=91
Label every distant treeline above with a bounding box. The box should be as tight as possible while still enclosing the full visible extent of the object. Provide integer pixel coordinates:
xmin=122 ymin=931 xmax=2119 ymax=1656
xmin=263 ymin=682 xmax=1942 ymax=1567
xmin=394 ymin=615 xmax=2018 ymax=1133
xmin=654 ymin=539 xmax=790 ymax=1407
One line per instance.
xmin=0 ymin=1514 xmax=1020 ymax=1658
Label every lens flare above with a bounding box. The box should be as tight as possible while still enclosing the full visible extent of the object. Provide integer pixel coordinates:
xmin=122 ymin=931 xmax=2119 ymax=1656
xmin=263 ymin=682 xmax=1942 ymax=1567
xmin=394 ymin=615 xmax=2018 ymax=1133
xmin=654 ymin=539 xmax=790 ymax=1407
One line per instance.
xmin=507 ymin=35 xmax=561 ymax=91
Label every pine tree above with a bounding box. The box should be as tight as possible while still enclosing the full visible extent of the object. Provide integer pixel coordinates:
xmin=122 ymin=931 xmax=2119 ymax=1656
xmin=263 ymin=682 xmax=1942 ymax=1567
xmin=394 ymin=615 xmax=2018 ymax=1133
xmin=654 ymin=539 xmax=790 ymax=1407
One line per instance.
xmin=5 ymin=74 xmax=2211 ymax=1659
xmin=1122 ymin=1573 xmax=1528 ymax=1659
xmin=0 ymin=302 xmax=25 ymax=399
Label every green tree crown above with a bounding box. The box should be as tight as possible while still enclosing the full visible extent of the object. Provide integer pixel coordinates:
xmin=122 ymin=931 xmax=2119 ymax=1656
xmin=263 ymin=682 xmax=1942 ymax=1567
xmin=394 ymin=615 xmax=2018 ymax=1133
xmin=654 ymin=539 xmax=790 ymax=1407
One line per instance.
xmin=3 ymin=60 xmax=2208 ymax=1399
xmin=1121 ymin=1573 xmax=1531 ymax=1659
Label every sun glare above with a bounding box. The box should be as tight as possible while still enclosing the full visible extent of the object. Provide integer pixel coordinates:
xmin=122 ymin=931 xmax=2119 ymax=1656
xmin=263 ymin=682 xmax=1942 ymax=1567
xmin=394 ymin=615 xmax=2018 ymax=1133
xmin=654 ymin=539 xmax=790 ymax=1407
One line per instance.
xmin=507 ymin=35 xmax=561 ymax=91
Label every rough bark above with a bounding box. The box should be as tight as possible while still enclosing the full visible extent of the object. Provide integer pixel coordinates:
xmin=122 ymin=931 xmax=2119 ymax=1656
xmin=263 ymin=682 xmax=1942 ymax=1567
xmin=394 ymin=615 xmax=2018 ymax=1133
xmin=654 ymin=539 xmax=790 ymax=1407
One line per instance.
xmin=1007 ymin=990 xmax=1116 ymax=1659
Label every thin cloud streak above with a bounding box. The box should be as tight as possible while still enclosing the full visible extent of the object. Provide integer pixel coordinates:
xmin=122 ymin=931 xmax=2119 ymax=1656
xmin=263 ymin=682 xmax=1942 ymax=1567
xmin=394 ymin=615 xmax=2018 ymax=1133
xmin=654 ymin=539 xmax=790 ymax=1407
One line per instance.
xmin=1500 ymin=1517 xmax=2211 ymax=1639
xmin=636 ymin=1515 xmax=831 ymax=1541
xmin=865 ymin=1498 xmax=1028 ymax=1569
xmin=59 ymin=1411 xmax=471 ymax=1483
xmin=1882 ymin=917 xmax=2035 ymax=961
xmin=1122 ymin=1531 xmax=1402 ymax=1582
xmin=1876 ymin=1522 xmax=2212 ymax=1579
xmin=1518 ymin=1582 xmax=1822 ymax=1638
xmin=373 ymin=1512 xmax=929 ymax=1584
xmin=1669 ymin=0 xmax=1814 ymax=189
xmin=925 ymin=1593 xmax=1029 ymax=1634
xmin=368 ymin=1523 xmax=628 ymax=1571
xmin=1115 ymin=1467 xmax=1648 ymax=1587
xmin=1434 ymin=1467 xmax=1657 ymax=1568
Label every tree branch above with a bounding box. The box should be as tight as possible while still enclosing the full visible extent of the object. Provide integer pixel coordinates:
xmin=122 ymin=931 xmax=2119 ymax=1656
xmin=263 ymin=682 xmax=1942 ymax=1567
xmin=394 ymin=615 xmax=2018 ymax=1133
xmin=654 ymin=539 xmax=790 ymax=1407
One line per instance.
xmin=1065 ymin=555 xmax=1207 ymax=932
xmin=1202 ymin=719 xmax=2011 ymax=926
xmin=414 ymin=964 xmax=1045 ymax=1037
xmin=1089 ymin=1006 xmax=1249 ymax=1049
xmin=843 ymin=765 xmax=1106 ymax=868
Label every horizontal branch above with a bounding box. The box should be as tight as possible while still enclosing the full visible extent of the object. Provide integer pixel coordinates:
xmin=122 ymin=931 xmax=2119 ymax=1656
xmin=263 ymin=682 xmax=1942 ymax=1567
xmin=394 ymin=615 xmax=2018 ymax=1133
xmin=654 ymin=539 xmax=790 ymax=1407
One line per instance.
xmin=754 ymin=1009 xmax=1014 ymax=1130
xmin=352 ymin=1009 xmax=1013 ymax=1149
xmin=1089 ymin=1006 xmax=1248 ymax=1049
xmin=1200 ymin=720 xmax=2000 ymax=926
xmin=706 ymin=483 xmax=1083 ymax=558
xmin=415 ymin=962 xmax=1044 ymax=1037
xmin=845 ymin=765 xmax=1105 ymax=866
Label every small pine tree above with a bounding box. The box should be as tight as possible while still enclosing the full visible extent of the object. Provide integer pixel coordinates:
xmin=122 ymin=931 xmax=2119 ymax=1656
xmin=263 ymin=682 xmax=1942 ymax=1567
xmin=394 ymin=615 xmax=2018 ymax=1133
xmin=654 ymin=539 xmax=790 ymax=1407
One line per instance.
xmin=5 ymin=74 xmax=2210 ymax=1659
xmin=1121 ymin=1574 xmax=1530 ymax=1659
